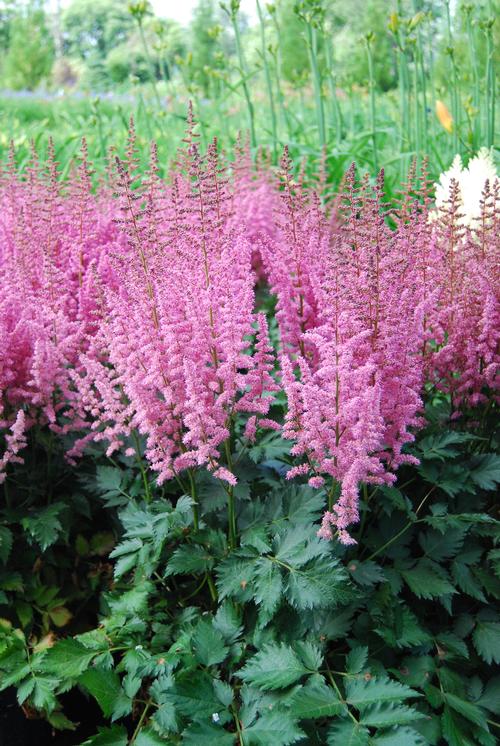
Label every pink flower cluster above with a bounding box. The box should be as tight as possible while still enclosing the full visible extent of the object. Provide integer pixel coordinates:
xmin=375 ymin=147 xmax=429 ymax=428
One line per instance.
xmin=1 ymin=128 xmax=498 ymax=542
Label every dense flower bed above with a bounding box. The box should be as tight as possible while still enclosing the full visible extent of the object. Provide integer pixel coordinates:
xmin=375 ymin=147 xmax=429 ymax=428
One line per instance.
xmin=1 ymin=126 xmax=498 ymax=544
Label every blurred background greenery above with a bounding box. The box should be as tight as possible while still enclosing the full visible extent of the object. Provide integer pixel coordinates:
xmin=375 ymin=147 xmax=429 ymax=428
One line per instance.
xmin=0 ymin=0 xmax=497 ymax=191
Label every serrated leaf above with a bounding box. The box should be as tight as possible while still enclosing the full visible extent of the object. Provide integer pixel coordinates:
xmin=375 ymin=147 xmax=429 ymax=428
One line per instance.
xmin=43 ymin=639 xmax=97 ymax=678
xmin=360 ymin=702 xmax=423 ymax=728
xmin=79 ymin=668 xmax=131 ymax=719
xmin=418 ymin=432 xmax=476 ymax=460
xmin=327 ymin=719 xmax=370 ymax=745
xmin=192 ymin=619 xmax=228 ymax=666
xmin=443 ymin=692 xmax=487 ymax=728
xmin=375 ymin=606 xmax=430 ymax=649
xmin=134 ymin=729 xmax=167 ymax=746
xmin=165 ymin=544 xmax=215 ymax=576
xmin=213 ymin=679 xmax=233 ymax=707
xmin=238 ymin=643 xmax=308 ymax=690
xmin=171 ymin=671 xmax=220 ymax=718
xmin=0 ymin=526 xmax=13 ymax=564
xmin=348 ymin=561 xmax=385 ymax=587
xmin=469 ymin=454 xmax=500 ymax=491
xmin=400 ymin=559 xmax=456 ymax=599
xmin=152 ymin=702 xmax=178 ymax=734
xmin=182 ymin=722 xmax=235 ymax=745
xmin=441 ymin=707 xmax=476 ymax=746
xmin=16 ymin=677 xmax=35 ymax=705
xmin=289 ymin=678 xmax=345 ymax=718
xmin=346 ymin=646 xmax=369 ymax=675
xmin=213 ymin=601 xmax=243 ymax=643
xmin=477 ymin=677 xmax=500 ymax=715
xmin=31 ymin=676 xmax=59 ymax=711
xmin=294 ymin=641 xmax=322 ymax=671
xmin=472 ymin=622 xmax=500 ymax=665
xmin=253 ymin=558 xmax=283 ymax=620
xmin=243 ymin=709 xmax=305 ymax=745
xmin=419 ymin=527 xmax=465 ymax=562
xmin=451 ymin=562 xmax=486 ymax=602
xmin=346 ymin=676 xmax=419 ymax=708
xmin=370 ymin=726 xmax=426 ymax=745
xmin=21 ymin=503 xmax=66 ymax=551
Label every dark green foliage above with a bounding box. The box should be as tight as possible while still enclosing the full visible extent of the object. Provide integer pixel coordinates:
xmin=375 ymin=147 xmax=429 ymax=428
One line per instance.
xmin=0 ymin=398 xmax=498 ymax=744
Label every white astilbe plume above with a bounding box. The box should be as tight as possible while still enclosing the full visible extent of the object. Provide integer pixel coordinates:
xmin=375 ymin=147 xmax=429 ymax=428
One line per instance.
xmin=433 ymin=148 xmax=498 ymax=227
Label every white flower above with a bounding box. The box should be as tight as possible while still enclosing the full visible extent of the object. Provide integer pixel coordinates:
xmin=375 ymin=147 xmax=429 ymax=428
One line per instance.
xmin=433 ymin=148 xmax=498 ymax=227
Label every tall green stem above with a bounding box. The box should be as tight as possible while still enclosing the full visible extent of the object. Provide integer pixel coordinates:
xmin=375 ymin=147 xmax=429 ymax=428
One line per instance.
xmin=228 ymin=2 xmax=256 ymax=148
xmin=256 ymin=0 xmax=278 ymax=160
xmin=465 ymin=6 xmax=480 ymax=147
xmin=445 ymin=0 xmax=459 ymax=152
xmin=365 ymin=35 xmax=378 ymax=172
xmin=224 ymin=439 xmax=237 ymax=550
xmin=484 ymin=19 xmax=495 ymax=148
xmin=305 ymin=21 xmax=326 ymax=149
xmin=323 ymin=25 xmax=342 ymax=144
xmin=187 ymin=469 xmax=199 ymax=531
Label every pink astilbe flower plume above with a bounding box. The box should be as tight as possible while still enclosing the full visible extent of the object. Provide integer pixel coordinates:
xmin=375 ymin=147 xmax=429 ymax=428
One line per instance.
xmin=0 ymin=139 xmax=122 ymax=478
xmin=69 ymin=123 xmax=279 ymax=487
xmin=279 ymin=165 xmax=428 ymax=544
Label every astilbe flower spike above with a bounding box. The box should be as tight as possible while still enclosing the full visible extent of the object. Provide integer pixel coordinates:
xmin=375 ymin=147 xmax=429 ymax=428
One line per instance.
xmin=278 ymin=166 xmax=428 ymax=544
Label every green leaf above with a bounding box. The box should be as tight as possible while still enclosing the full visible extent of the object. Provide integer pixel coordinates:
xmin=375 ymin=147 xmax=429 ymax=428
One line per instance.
xmin=360 ymin=702 xmax=423 ymax=728
xmin=289 ymin=677 xmax=345 ymax=718
xmin=346 ymin=676 xmax=419 ymax=709
xmin=44 ymin=639 xmax=97 ymax=678
xmin=134 ymin=729 xmax=167 ymax=746
xmin=399 ymin=559 xmax=456 ymax=599
xmin=21 ymin=503 xmax=66 ymax=551
xmin=375 ymin=606 xmax=430 ymax=649
xmin=477 ymin=677 xmax=500 ymax=715
xmin=472 ymin=622 xmax=500 ymax=665
xmin=16 ymin=677 xmax=35 ymax=705
xmin=192 ymin=619 xmax=228 ymax=666
xmin=327 ymin=720 xmax=370 ymax=745
xmin=418 ymin=432 xmax=476 ymax=460
xmin=152 ymin=702 xmax=178 ymax=734
xmin=165 ymin=544 xmax=215 ymax=576
xmin=441 ymin=707 xmax=476 ymax=746
xmin=419 ymin=527 xmax=466 ymax=562
xmin=31 ymin=676 xmax=59 ymax=712
xmin=81 ymin=725 xmax=128 ymax=746
xmin=242 ymin=709 xmax=305 ymax=745
xmin=79 ymin=668 xmax=131 ymax=719
xmin=213 ymin=601 xmax=243 ymax=643
xmin=171 ymin=671 xmax=220 ymax=718
xmin=293 ymin=641 xmax=322 ymax=671
xmin=0 ymin=526 xmax=13 ymax=564
xmin=443 ymin=692 xmax=487 ymax=728
xmin=370 ymin=727 xmax=427 ymax=745
xmin=182 ymin=722 xmax=235 ymax=745
xmin=238 ymin=643 xmax=308 ymax=690
xmin=469 ymin=454 xmax=500 ymax=491
xmin=451 ymin=562 xmax=486 ymax=602
xmin=213 ymin=679 xmax=233 ymax=707
xmin=347 ymin=560 xmax=385 ymax=587
xmin=47 ymin=710 xmax=78 ymax=731
xmin=346 ymin=646 xmax=369 ymax=675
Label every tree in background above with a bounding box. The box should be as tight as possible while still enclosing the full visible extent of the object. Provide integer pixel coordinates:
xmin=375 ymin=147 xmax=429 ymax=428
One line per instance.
xmin=3 ymin=3 xmax=54 ymax=90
